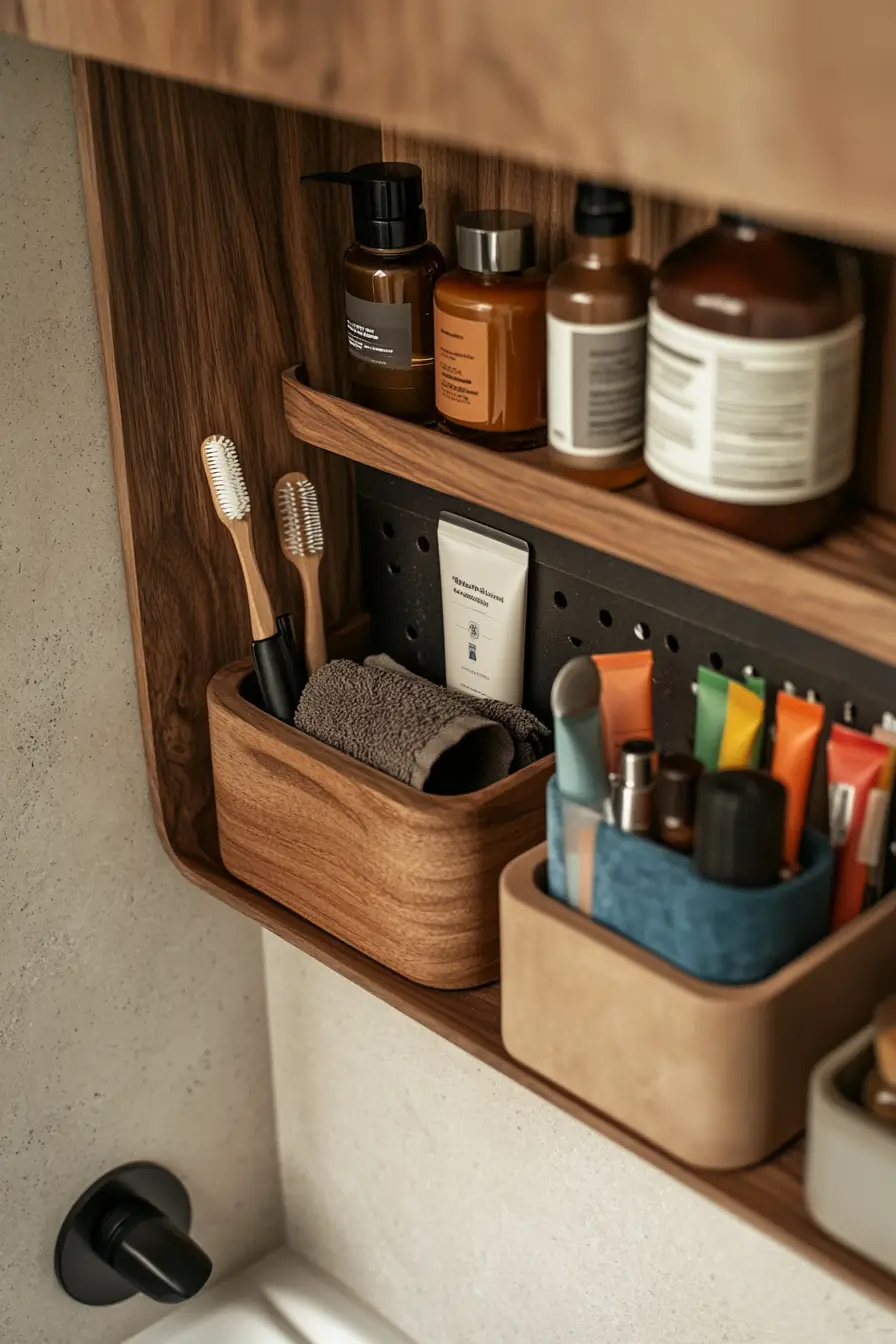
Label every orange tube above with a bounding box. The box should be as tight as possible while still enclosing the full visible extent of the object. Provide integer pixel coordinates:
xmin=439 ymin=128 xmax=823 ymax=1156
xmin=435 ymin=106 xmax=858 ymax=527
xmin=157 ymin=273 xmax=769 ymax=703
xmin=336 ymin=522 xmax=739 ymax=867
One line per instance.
xmin=827 ymin=724 xmax=889 ymax=930
xmin=771 ymin=691 xmax=825 ymax=870
xmin=592 ymin=650 xmax=653 ymax=775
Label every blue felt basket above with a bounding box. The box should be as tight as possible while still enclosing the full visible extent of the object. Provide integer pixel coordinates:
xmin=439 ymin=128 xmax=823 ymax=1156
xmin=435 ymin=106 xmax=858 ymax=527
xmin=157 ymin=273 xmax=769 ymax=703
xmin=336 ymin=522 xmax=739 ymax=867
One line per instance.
xmin=546 ymin=774 xmax=835 ymax=985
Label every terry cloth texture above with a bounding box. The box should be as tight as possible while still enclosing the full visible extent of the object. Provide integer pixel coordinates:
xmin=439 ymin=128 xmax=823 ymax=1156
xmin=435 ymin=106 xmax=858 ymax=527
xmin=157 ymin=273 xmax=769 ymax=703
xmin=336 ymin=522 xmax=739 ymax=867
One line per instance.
xmin=365 ymin=654 xmax=549 ymax=770
xmin=294 ymin=657 xmax=548 ymax=794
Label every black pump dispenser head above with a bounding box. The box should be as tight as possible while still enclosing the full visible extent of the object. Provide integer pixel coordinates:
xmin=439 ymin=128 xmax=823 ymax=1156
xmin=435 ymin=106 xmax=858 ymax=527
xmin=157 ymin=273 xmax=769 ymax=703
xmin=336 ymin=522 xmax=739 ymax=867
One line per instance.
xmin=302 ymin=162 xmax=428 ymax=250
xmin=574 ymin=182 xmax=633 ymax=237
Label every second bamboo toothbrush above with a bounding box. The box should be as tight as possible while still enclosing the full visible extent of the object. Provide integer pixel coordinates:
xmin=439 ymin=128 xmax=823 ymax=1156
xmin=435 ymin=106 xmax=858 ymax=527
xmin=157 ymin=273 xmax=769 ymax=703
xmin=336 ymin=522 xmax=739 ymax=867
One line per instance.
xmin=275 ymin=471 xmax=327 ymax=676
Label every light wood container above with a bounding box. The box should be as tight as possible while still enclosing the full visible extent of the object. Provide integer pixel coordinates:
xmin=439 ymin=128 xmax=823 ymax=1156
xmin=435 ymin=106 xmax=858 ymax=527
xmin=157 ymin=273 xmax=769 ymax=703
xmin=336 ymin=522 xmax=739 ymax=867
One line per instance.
xmin=209 ymin=661 xmax=551 ymax=988
xmin=500 ymin=845 xmax=896 ymax=1170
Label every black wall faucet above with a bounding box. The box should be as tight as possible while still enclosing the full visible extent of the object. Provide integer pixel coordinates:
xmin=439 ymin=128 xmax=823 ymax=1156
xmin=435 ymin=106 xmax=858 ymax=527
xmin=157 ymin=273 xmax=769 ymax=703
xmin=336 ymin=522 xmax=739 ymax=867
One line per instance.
xmin=55 ymin=1162 xmax=212 ymax=1307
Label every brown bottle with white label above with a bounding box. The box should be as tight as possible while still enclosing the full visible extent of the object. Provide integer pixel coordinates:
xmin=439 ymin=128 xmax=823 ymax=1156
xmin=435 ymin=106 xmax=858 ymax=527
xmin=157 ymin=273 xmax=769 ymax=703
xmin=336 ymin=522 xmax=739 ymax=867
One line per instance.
xmin=547 ymin=184 xmax=651 ymax=490
xmin=646 ymin=213 xmax=863 ymax=550
xmin=303 ymin=164 xmax=445 ymax=422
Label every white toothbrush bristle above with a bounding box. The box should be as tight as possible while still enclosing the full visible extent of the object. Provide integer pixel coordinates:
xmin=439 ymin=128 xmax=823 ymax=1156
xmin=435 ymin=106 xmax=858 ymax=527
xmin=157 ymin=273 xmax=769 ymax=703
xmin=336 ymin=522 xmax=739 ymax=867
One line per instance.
xmin=203 ymin=435 xmax=250 ymax=520
xmin=277 ymin=483 xmax=305 ymax=555
xmin=297 ymin=478 xmax=324 ymax=555
xmin=277 ymin=476 xmax=324 ymax=556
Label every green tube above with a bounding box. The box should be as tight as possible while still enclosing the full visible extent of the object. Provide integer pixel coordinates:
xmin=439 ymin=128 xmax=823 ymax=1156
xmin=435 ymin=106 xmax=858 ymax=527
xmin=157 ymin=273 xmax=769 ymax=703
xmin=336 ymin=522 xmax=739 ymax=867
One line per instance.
xmin=694 ymin=665 xmax=768 ymax=771
xmin=694 ymin=666 xmax=730 ymax=770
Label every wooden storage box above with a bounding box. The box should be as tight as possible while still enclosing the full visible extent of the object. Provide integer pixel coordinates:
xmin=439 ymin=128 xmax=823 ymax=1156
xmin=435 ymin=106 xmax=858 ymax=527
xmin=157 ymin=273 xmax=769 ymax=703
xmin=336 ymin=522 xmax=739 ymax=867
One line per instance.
xmin=208 ymin=661 xmax=551 ymax=989
xmin=500 ymin=845 xmax=896 ymax=1170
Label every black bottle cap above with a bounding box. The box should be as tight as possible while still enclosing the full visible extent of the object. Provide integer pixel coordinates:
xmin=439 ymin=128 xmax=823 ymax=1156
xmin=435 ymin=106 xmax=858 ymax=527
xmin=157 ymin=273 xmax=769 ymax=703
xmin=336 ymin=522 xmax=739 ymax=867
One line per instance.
xmin=656 ymin=754 xmax=703 ymax=827
xmin=574 ymin=182 xmax=633 ymax=237
xmin=302 ymin=162 xmax=428 ymax=250
xmin=693 ymin=770 xmax=786 ymax=888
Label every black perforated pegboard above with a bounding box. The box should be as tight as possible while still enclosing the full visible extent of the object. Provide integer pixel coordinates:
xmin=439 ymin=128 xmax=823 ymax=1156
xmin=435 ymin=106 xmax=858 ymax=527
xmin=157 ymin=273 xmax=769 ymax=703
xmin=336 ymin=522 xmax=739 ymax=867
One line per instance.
xmin=357 ymin=464 xmax=896 ymax=828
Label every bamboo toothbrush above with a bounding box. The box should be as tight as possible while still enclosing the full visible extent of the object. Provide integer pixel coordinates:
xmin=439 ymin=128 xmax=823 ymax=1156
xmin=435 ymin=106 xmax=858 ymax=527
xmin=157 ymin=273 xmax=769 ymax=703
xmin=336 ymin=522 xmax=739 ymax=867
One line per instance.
xmin=275 ymin=471 xmax=327 ymax=675
xmin=201 ymin=434 xmax=277 ymax=640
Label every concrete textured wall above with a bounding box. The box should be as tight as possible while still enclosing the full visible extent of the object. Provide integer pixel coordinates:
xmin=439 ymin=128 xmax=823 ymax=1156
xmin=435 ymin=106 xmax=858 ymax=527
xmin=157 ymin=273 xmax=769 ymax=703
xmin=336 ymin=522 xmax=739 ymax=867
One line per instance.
xmin=266 ymin=941 xmax=896 ymax=1344
xmin=0 ymin=37 xmax=282 ymax=1344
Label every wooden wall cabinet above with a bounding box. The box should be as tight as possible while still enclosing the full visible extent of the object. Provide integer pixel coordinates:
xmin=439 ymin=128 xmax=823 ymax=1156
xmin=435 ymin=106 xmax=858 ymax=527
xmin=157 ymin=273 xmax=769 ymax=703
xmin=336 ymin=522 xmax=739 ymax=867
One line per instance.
xmin=7 ymin=7 xmax=896 ymax=1310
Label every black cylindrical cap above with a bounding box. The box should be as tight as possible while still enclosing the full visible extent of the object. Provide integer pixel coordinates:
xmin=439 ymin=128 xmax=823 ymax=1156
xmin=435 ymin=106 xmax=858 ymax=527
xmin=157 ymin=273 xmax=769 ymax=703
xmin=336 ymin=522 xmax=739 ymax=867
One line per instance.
xmin=302 ymin=163 xmax=428 ymax=250
xmin=694 ymin=770 xmax=786 ymax=888
xmin=656 ymin=754 xmax=703 ymax=827
xmin=574 ymin=182 xmax=633 ymax=237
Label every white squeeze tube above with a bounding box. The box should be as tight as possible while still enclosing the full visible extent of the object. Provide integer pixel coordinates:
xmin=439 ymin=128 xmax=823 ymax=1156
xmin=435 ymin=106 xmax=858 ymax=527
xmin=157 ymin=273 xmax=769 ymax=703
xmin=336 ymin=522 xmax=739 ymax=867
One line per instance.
xmin=437 ymin=512 xmax=529 ymax=706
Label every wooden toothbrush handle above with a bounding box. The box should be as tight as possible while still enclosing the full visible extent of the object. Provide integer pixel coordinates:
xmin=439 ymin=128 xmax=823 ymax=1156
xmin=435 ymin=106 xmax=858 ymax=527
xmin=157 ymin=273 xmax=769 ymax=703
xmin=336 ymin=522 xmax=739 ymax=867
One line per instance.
xmin=299 ymin=555 xmax=327 ymax=674
xmin=231 ymin=519 xmax=276 ymax=641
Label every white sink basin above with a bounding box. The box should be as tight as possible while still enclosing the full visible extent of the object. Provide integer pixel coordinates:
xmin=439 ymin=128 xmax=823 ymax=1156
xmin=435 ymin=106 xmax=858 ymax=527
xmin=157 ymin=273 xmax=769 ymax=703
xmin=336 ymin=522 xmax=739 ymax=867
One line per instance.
xmin=126 ymin=1249 xmax=416 ymax=1344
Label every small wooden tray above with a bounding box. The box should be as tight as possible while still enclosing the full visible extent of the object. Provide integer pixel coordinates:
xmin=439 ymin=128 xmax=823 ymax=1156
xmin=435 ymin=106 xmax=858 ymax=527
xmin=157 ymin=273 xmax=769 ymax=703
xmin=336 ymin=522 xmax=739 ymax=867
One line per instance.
xmin=208 ymin=660 xmax=552 ymax=989
xmin=500 ymin=844 xmax=896 ymax=1170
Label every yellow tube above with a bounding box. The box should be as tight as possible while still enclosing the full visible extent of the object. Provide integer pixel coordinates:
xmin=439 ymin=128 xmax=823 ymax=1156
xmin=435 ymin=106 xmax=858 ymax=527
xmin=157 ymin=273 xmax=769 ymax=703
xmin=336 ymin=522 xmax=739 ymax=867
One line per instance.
xmin=717 ymin=681 xmax=764 ymax=770
xmin=771 ymin=691 xmax=825 ymax=870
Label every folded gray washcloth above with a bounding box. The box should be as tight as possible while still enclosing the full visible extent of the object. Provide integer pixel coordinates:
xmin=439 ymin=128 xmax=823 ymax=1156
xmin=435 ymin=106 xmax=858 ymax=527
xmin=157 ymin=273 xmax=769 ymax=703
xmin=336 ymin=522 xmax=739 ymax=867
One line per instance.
xmin=294 ymin=657 xmax=548 ymax=794
xmin=365 ymin=654 xmax=550 ymax=771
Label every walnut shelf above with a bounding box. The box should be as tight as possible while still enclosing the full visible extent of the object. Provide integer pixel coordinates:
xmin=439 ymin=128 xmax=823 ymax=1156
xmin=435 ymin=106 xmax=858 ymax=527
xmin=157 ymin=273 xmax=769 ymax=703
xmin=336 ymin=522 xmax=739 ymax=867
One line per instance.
xmin=283 ymin=372 xmax=896 ymax=670
xmin=184 ymin=844 xmax=896 ymax=1313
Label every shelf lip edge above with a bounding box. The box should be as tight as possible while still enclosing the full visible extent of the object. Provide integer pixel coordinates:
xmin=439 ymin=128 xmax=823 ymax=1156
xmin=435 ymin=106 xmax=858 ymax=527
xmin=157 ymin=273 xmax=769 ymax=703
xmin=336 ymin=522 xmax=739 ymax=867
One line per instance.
xmin=282 ymin=371 xmax=896 ymax=670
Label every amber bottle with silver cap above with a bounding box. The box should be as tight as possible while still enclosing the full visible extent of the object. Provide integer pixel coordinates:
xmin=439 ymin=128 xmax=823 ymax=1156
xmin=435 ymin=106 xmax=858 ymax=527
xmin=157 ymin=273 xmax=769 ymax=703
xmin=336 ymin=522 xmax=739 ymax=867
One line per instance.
xmin=433 ymin=209 xmax=547 ymax=449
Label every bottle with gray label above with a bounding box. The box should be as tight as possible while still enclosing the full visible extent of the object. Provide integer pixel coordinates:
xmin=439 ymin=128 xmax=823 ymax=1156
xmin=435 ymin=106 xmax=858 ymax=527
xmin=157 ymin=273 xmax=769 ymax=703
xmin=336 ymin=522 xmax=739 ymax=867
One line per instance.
xmin=547 ymin=183 xmax=652 ymax=489
xmin=302 ymin=163 xmax=445 ymax=422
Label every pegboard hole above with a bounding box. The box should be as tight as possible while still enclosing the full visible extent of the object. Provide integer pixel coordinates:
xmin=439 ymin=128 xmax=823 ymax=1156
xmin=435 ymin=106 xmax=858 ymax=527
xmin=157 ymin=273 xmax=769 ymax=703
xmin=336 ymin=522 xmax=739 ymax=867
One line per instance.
xmin=709 ymin=651 xmax=724 ymax=671
xmin=387 ymin=561 xmax=401 ymax=575
xmin=416 ymin=536 xmax=430 ymax=553
xmin=406 ymin=625 xmax=418 ymax=641
xmin=634 ymin=622 xmax=650 ymax=641
xmin=599 ymin=609 xmax=613 ymax=628
xmin=553 ymin=590 xmax=568 ymax=610
xmin=568 ymin=635 xmax=583 ymax=648
xmin=382 ymin=521 xmax=395 ymax=539
xmin=665 ymin=634 xmax=679 ymax=654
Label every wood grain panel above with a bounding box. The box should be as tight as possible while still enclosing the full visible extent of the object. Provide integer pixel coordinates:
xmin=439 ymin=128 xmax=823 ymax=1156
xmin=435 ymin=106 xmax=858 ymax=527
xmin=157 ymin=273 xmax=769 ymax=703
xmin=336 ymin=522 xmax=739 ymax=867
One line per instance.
xmin=172 ymin=841 xmax=896 ymax=1311
xmin=283 ymin=374 xmax=896 ymax=668
xmin=72 ymin=61 xmax=372 ymax=861
xmin=383 ymin=130 xmax=713 ymax=273
xmin=8 ymin=1 xmax=896 ymax=245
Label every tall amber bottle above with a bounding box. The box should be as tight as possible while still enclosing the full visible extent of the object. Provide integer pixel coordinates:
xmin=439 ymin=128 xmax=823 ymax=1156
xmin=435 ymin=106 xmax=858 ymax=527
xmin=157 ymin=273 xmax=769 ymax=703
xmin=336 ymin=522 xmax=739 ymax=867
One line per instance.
xmin=547 ymin=184 xmax=651 ymax=490
xmin=303 ymin=163 xmax=445 ymax=422
xmin=646 ymin=213 xmax=863 ymax=549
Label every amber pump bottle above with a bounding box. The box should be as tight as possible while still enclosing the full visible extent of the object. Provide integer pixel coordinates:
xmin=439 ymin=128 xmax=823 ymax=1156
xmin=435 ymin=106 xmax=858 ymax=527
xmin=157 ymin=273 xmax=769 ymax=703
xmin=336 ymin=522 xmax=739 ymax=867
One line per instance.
xmin=302 ymin=163 xmax=445 ymax=421
xmin=547 ymin=184 xmax=652 ymax=489
xmin=646 ymin=212 xmax=863 ymax=549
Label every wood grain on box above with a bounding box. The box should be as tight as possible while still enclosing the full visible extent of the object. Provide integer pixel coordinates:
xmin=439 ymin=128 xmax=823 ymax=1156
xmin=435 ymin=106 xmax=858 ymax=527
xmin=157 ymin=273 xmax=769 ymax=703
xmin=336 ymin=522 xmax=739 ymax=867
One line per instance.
xmin=8 ymin=1 xmax=896 ymax=244
xmin=208 ymin=661 xmax=552 ymax=989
